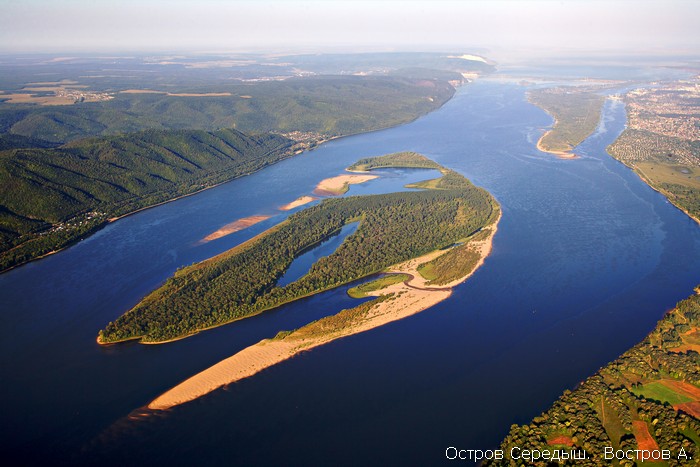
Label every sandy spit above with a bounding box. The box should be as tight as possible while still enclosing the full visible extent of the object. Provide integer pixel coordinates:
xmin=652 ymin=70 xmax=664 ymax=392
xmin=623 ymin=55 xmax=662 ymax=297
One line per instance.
xmin=536 ymin=134 xmax=578 ymax=159
xmin=148 ymin=286 xmax=451 ymax=410
xmin=313 ymin=174 xmax=378 ymax=196
xmin=199 ymin=215 xmax=272 ymax=243
xmin=147 ymin=211 xmax=500 ymax=411
xmin=279 ymin=196 xmax=317 ymax=211
xmin=533 ymin=110 xmax=578 ymax=159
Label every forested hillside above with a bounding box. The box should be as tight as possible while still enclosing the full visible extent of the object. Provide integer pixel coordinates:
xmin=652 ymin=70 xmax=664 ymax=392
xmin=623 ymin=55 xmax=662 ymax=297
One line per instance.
xmin=0 ymin=129 xmax=292 ymax=271
xmin=0 ymin=76 xmax=455 ymax=144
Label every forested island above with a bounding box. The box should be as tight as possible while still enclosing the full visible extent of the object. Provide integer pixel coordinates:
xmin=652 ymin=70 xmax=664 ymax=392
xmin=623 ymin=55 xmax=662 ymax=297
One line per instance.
xmin=142 ymin=152 xmax=500 ymax=409
xmin=487 ymin=290 xmax=700 ymax=466
xmin=98 ymin=152 xmax=499 ymax=344
xmin=528 ymin=86 xmax=606 ymax=158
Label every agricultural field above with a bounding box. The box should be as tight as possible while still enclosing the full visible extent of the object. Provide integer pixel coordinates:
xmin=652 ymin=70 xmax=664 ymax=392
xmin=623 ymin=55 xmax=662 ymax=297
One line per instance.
xmin=487 ymin=290 xmax=700 ymax=466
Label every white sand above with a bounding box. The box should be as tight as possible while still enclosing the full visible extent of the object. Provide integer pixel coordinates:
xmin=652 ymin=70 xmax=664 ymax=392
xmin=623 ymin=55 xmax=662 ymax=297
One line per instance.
xmin=279 ymin=196 xmax=317 ymax=211
xmin=148 ymin=211 xmax=500 ymax=411
xmin=199 ymin=215 xmax=271 ymax=243
xmin=313 ymin=174 xmax=378 ymax=196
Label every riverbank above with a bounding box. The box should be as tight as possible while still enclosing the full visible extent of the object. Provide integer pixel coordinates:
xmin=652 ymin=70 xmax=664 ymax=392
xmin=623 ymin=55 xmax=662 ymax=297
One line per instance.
xmin=536 ymin=127 xmax=577 ymax=159
xmin=1 ymin=78 xmax=463 ymax=276
xmin=147 ymin=210 xmax=500 ymax=410
xmin=534 ymin=109 xmax=578 ymax=159
xmin=629 ymin=163 xmax=700 ymax=226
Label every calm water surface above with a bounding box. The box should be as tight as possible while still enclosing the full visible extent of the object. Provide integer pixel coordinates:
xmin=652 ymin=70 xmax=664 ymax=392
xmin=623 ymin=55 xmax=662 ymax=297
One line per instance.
xmin=2 ymin=81 xmax=700 ymax=466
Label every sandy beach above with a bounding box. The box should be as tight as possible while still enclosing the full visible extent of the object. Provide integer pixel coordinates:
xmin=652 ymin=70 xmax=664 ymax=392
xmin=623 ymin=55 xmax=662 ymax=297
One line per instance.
xmin=199 ymin=215 xmax=272 ymax=243
xmin=147 ymin=210 xmax=500 ymax=410
xmin=536 ymin=134 xmax=577 ymax=159
xmin=313 ymin=174 xmax=378 ymax=196
xmin=534 ymin=110 xmax=578 ymax=159
xmin=279 ymin=196 xmax=317 ymax=211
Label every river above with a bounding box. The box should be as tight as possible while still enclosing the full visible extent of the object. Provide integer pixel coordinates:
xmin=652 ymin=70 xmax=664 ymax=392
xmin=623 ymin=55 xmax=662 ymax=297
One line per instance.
xmin=2 ymin=80 xmax=700 ymax=466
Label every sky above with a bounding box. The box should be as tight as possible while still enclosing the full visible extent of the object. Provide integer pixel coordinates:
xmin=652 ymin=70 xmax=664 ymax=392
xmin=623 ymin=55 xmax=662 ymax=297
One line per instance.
xmin=1 ymin=0 xmax=699 ymax=56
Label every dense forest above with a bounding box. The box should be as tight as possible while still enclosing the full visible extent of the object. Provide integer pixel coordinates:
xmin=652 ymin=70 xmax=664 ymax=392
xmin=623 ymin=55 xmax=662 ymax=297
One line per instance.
xmin=98 ymin=153 xmax=498 ymax=343
xmin=0 ymin=128 xmax=293 ymax=271
xmin=348 ymin=151 xmax=445 ymax=172
xmin=0 ymin=70 xmax=463 ymax=272
xmin=0 ymin=76 xmax=456 ymax=144
xmin=486 ymin=291 xmax=700 ymax=466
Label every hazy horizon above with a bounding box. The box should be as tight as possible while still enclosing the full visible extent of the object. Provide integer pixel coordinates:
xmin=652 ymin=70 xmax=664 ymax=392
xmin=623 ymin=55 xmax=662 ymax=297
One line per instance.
xmin=1 ymin=0 xmax=699 ymax=59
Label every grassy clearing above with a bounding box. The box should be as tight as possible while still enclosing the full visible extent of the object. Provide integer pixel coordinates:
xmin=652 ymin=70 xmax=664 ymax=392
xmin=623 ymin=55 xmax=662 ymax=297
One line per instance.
xmin=596 ymin=397 xmax=627 ymax=448
xmin=347 ymin=274 xmax=409 ymax=298
xmin=635 ymin=162 xmax=700 ymax=191
xmin=632 ymin=381 xmax=694 ymax=405
xmin=417 ymin=243 xmax=480 ymax=286
xmin=406 ymin=178 xmax=442 ymax=190
xmin=271 ymin=295 xmax=391 ymax=341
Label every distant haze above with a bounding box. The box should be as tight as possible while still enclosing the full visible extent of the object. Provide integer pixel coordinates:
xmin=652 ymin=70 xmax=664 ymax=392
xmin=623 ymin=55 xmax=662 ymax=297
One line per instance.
xmin=1 ymin=0 xmax=699 ymax=57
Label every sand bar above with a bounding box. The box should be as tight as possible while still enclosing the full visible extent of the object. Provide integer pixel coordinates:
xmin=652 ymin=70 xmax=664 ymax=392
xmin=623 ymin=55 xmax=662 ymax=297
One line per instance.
xmin=536 ymin=134 xmax=577 ymax=159
xmin=199 ymin=215 xmax=271 ymax=243
xmin=313 ymin=174 xmax=378 ymax=196
xmin=535 ymin=111 xmax=578 ymax=159
xmin=147 ymin=211 xmax=500 ymax=410
xmin=279 ymin=196 xmax=317 ymax=211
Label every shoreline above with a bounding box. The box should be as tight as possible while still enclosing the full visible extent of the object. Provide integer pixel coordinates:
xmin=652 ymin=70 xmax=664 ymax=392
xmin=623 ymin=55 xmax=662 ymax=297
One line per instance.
xmin=1 ymin=85 xmax=461 ymax=276
xmin=529 ymin=98 xmax=578 ymax=159
xmin=535 ymin=132 xmax=578 ymax=159
xmin=627 ymin=162 xmax=700 ymax=226
xmin=147 ymin=209 xmax=500 ymax=410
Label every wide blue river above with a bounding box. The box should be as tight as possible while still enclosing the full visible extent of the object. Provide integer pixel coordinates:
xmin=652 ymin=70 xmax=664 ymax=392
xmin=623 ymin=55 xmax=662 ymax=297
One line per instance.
xmin=3 ymin=81 xmax=700 ymax=466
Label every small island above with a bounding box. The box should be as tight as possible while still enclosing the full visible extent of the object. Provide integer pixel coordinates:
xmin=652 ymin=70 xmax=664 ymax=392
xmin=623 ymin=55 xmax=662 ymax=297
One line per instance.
xmin=528 ymin=86 xmax=606 ymax=158
xmin=98 ymin=152 xmax=499 ymax=345
xmin=147 ymin=153 xmax=500 ymax=409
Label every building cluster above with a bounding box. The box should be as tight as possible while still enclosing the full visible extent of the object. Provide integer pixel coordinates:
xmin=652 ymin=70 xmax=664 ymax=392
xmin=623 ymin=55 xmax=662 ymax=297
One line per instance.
xmin=626 ymin=78 xmax=700 ymax=142
xmin=54 ymin=88 xmax=114 ymax=103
